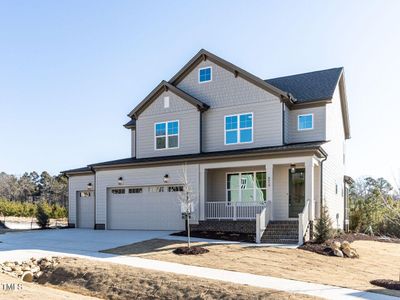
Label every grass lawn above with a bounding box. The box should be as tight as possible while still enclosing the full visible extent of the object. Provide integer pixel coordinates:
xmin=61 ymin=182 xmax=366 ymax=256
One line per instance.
xmin=0 ymin=272 xmax=98 ymax=300
xmin=35 ymin=257 xmax=316 ymax=300
xmin=102 ymin=239 xmax=400 ymax=297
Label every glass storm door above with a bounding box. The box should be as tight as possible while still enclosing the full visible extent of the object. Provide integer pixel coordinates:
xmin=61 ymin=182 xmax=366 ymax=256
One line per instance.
xmin=288 ymin=168 xmax=305 ymax=218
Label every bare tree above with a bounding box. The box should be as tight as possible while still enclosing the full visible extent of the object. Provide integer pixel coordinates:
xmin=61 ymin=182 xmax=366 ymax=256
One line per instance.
xmin=177 ymin=164 xmax=197 ymax=248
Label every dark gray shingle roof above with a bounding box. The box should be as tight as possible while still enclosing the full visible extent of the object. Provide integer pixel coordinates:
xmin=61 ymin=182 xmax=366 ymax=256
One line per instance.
xmin=88 ymin=141 xmax=327 ymax=168
xmin=265 ymin=67 xmax=343 ymax=103
xmin=124 ymin=119 xmax=136 ymax=128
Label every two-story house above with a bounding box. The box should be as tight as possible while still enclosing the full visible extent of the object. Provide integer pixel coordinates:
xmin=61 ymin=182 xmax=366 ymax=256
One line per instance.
xmin=62 ymin=49 xmax=351 ymax=244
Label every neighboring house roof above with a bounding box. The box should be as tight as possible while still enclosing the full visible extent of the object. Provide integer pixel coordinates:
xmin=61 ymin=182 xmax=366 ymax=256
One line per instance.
xmin=265 ymin=68 xmax=343 ymax=103
xmin=123 ymin=118 xmax=136 ymax=129
xmin=128 ymin=81 xmax=209 ymax=119
xmin=61 ymin=166 xmax=93 ymax=176
xmin=84 ymin=141 xmax=327 ymax=170
xmin=168 ymin=49 xmax=295 ymax=102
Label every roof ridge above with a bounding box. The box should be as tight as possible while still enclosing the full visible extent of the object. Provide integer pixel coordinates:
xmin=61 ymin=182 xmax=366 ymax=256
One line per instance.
xmin=265 ymin=67 xmax=343 ymax=81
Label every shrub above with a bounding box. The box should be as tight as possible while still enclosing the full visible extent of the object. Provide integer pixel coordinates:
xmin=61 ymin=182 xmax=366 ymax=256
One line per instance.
xmin=314 ymin=206 xmax=333 ymax=243
xmin=36 ymin=202 xmax=50 ymax=229
xmin=0 ymin=198 xmax=67 ymax=219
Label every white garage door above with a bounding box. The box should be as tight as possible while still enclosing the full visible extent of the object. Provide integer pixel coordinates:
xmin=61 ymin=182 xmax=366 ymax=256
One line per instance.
xmin=77 ymin=191 xmax=94 ymax=229
xmin=107 ymin=186 xmax=185 ymax=230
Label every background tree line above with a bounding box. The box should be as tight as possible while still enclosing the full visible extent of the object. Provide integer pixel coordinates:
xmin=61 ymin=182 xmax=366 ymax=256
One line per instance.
xmin=0 ymin=171 xmax=67 ymax=206
xmin=349 ymin=176 xmax=400 ymax=237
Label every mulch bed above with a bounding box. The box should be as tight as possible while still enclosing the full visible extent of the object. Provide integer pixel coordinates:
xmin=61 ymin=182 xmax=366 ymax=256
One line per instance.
xmin=173 ymin=246 xmax=209 ymax=255
xmin=370 ymin=279 xmax=400 ymax=291
xmin=299 ymin=233 xmax=400 ymax=256
xmin=171 ymin=231 xmax=255 ymax=243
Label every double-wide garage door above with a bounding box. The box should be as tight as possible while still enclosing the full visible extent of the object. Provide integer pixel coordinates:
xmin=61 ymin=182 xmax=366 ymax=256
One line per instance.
xmin=107 ymin=186 xmax=185 ymax=230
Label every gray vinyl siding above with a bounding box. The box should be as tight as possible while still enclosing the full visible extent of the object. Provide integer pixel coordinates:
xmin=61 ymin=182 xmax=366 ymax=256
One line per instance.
xmin=286 ymin=106 xmax=326 ymax=143
xmin=95 ymin=164 xmax=200 ymax=225
xmin=131 ymin=129 xmax=136 ymax=158
xmin=176 ymin=59 xmax=283 ymax=150
xmin=283 ymin=104 xmax=289 ymax=144
xmin=140 ymin=90 xmax=194 ymax=117
xmin=136 ymin=90 xmax=200 ymax=159
xmin=322 ymin=86 xmax=346 ymax=229
xmin=68 ymin=174 xmax=94 ymax=225
xmin=202 ymin=101 xmax=282 ymax=152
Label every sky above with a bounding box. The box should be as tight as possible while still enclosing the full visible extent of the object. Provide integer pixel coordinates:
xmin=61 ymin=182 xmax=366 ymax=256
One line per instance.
xmin=0 ymin=0 xmax=399 ymax=185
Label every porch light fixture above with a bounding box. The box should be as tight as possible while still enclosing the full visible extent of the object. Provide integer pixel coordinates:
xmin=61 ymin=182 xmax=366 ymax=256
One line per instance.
xmin=118 ymin=177 xmax=123 ymax=185
xmin=163 ymin=174 xmax=169 ymax=183
xmin=290 ymin=164 xmax=296 ymax=174
xmin=87 ymin=183 xmax=93 ymax=191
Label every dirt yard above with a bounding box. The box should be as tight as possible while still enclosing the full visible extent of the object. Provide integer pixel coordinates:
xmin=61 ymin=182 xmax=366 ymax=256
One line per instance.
xmin=0 ymin=272 xmax=98 ymax=299
xmin=36 ymin=257 xmax=316 ymax=300
xmin=102 ymin=239 xmax=400 ymax=297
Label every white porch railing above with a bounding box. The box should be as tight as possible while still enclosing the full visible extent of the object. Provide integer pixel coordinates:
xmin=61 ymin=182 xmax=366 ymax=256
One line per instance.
xmin=298 ymin=199 xmax=310 ymax=245
xmin=256 ymin=200 xmax=272 ymax=244
xmin=205 ymin=202 xmax=266 ymax=220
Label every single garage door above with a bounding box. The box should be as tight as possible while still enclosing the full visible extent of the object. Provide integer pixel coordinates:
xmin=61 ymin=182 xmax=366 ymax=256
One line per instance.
xmin=77 ymin=191 xmax=94 ymax=228
xmin=107 ymin=186 xmax=185 ymax=230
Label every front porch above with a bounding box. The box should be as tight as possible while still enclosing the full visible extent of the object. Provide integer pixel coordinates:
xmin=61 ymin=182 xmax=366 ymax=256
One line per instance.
xmin=198 ymin=156 xmax=321 ymax=244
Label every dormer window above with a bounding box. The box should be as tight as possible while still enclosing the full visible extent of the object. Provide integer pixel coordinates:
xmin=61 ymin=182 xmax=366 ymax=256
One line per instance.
xmin=155 ymin=120 xmax=179 ymax=150
xmin=298 ymin=114 xmax=313 ymax=131
xmin=199 ymin=67 xmax=212 ymax=83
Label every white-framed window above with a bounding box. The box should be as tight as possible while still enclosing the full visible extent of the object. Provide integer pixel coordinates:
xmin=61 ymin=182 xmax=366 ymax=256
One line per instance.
xmin=168 ymin=186 xmax=184 ymax=192
xmin=224 ymin=113 xmax=253 ymax=145
xmin=149 ymin=186 xmax=164 ymax=193
xmin=79 ymin=191 xmax=92 ymax=198
xmin=297 ymin=114 xmax=313 ymax=131
xmin=128 ymin=188 xmax=143 ymax=194
xmin=154 ymin=120 xmax=179 ymax=150
xmin=198 ymin=66 xmax=212 ymax=83
xmin=226 ymin=171 xmax=266 ymax=204
xmin=111 ymin=188 xmax=125 ymax=194
xmin=163 ymin=96 xmax=170 ymax=108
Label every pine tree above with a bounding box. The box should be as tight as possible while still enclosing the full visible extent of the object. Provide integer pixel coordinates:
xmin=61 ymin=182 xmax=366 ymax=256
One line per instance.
xmin=36 ymin=202 xmax=50 ymax=229
xmin=314 ymin=206 xmax=333 ymax=243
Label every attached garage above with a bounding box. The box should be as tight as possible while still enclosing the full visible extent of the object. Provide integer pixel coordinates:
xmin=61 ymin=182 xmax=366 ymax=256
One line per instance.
xmin=106 ymin=186 xmax=185 ymax=230
xmin=77 ymin=191 xmax=95 ymax=228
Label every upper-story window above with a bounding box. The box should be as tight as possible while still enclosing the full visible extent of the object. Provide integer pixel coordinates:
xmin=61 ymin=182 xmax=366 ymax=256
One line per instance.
xmin=225 ymin=113 xmax=253 ymax=145
xmin=155 ymin=120 xmax=179 ymax=150
xmin=199 ymin=67 xmax=212 ymax=83
xmin=297 ymin=114 xmax=313 ymax=131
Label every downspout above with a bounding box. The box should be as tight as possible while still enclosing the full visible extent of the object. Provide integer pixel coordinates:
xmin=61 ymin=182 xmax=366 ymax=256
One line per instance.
xmin=320 ymin=155 xmax=327 ymax=217
xmin=282 ymin=103 xmax=286 ymax=145
xmin=90 ymin=166 xmax=97 ymax=230
xmin=199 ymin=110 xmax=203 ymax=153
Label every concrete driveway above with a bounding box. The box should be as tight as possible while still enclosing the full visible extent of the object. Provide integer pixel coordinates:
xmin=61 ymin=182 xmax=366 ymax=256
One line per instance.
xmin=0 ymin=228 xmax=175 ymax=262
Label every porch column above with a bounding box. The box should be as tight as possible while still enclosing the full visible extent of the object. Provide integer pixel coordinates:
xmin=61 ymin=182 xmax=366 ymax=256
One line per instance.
xmin=266 ymin=161 xmax=274 ymax=220
xmin=305 ymin=158 xmax=315 ymax=221
xmin=199 ymin=168 xmax=207 ymax=221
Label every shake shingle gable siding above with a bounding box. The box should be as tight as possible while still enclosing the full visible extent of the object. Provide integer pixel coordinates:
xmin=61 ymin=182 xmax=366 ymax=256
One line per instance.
xmin=265 ymin=68 xmax=343 ymax=103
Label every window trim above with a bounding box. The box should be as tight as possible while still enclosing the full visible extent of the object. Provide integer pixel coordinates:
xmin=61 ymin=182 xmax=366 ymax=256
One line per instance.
xmin=297 ymin=113 xmax=314 ymax=131
xmin=224 ymin=112 xmax=254 ymax=145
xmin=154 ymin=120 xmax=180 ymax=150
xmin=225 ymin=171 xmax=267 ymax=205
xmin=198 ymin=66 xmax=212 ymax=84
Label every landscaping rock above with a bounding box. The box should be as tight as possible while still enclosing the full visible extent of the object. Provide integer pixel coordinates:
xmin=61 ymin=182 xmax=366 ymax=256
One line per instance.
xmin=333 ymin=248 xmax=344 ymax=257
xmin=3 ymin=266 xmax=12 ymax=272
xmin=22 ymin=272 xmax=33 ymax=282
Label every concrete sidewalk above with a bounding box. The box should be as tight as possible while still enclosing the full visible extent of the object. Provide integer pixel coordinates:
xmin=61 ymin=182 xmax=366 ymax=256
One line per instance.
xmin=0 ymin=229 xmax=397 ymax=300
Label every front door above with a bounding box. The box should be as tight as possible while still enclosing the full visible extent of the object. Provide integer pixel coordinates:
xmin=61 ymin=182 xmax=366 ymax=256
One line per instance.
xmin=288 ymin=168 xmax=305 ymax=218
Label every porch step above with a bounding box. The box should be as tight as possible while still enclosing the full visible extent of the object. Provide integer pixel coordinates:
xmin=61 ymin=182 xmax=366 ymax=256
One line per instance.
xmin=261 ymin=220 xmax=299 ymax=244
